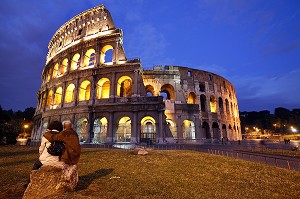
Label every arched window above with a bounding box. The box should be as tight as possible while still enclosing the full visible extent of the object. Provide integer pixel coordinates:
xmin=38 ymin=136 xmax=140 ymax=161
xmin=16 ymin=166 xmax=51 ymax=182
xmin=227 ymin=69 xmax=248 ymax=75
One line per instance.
xmin=47 ymin=69 xmax=52 ymax=81
xmin=53 ymin=87 xmax=62 ymax=108
xmin=52 ymin=63 xmax=59 ymax=78
xmin=200 ymin=94 xmax=206 ymax=112
xmin=183 ymin=120 xmax=195 ymax=141
xmin=219 ymin=97 xmax=224 ymax=113
xmin=210 ymin=95 xmax=217 ymax=112
xmin=145 ymin=85 xmax=155 ymax=96
xmin=77 ymin=118 xmax=88 ymax=142
xmin=46 ymin=90 xmax=53 ymax=108
xmin=212 ymin=122 xmax=220 ymax=139
xmin=65 ymin=84 xmax=75 ymax=103
xmin=160 ymin=84 xmax=175 ymax=100
xmin=166 ymin=119 xmax=177 ymax=139
xmin=59 ymin=58 xmax=68 ymax=75
xmin=70 ymin=53 xmax=80 ymax=71
xmin=117 ymin=76 xmax=132 ymax=97
xmin=79 ymin=80 xmax=91 ymax=101
xmin=202 ymin=121 xmax=210 ymax=139
xmin=96 ymin=78 xmax=110 ymax=99
xmin=83 ymin=49 xmax=96 ymax=68
xmin=93 ymin=117 xmax=108 ymax=143
xmin=116 ymin=116 xmax=131 ymax=142
xmin=187 ymin=92 xmax=196 ymax=104
xmin=41 ymin=92 xmax=46 ymax=109
xmin=225 ymin=99 xmax=230 ymax=113
xmin=100 ymin=45 xmax=113 ymax=64
xmin=141 ymin=116 xmax=156 ymax=143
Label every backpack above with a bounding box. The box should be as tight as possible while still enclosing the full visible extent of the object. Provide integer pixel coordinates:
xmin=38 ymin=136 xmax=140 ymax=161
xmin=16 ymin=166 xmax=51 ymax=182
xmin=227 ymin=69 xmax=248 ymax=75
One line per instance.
xmin=47 ymin=141 xmax=65 ymax=156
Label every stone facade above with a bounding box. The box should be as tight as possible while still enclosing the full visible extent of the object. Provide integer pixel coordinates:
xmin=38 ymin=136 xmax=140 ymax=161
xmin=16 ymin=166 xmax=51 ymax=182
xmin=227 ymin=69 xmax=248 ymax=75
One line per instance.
xmin=31 ymin=4 xmax=241 ymax=146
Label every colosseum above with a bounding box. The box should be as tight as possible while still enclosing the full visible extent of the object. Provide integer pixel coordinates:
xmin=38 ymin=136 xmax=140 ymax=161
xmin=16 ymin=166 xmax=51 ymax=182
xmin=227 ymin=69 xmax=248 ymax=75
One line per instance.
xmin=31 ymin=4 xmax=241 ymax=146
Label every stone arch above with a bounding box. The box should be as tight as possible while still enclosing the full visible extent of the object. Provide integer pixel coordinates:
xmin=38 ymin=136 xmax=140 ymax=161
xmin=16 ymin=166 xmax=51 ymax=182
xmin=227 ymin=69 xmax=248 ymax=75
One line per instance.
xmin=53 ymin=87 xmax=62 ymax=108
xmin=96 ymin=78 xmax=110 ymax=99
xmin=187 ymin=92 xmax=196 ymax=104
xmin=160 ymin=84 xmax=175 ymax=100
xmin=218 ymin=97 xmax=224 ymax=113
xmin=46 ymin=90 xmax=53 ymax=108
xmin=145 ymin=85 xmax=155 ymax=96
xmin=140 ymin=116 xmax=156 ymax=143
xmin=60 ymin=58 xmax=68 ymax=75
xmin=92 ymin=117 xmax=108 ymax=143
xmin=182 ymin=120 xmax=195 ymax=141
xmin=65 ymin=83 xmax=75 ymax=103
xmin=210 ymin=95 xmax=217 ymax=112
xmin=115 ymin=116 xmax=131 ymax=143
xmin=200 ymin=94 xmax=206 ymax=112
xmin=77 ymin=117 xmax=88 ymax=142
xmin=84 ymin=48 xmax=96 ymax=68
xmin=79 ymin=80 xmax=91 ymax=101
xmin=212 ymin=122 xmax=220 ymax=139
xmin=70 ymin=53 xmax=80 ymax=71
xmin=100 ymin=45 xmax=113 ymax=64
xmin=47 ymin=68 xmax=52 ymax=81
xmin=52 ymin=63 xmax=59 ymax=78
xmin=222 ymin=124 xmax=227 ymax=139
xmin=117 ymin=76 xmax=132 ymax=97
xmin=202 ymin=121 xmax=210 ymax=139
xmin=225 ymin=99 xmax=230 ymax=113
xmin=166 ymin=119 xmax=177 ymax=139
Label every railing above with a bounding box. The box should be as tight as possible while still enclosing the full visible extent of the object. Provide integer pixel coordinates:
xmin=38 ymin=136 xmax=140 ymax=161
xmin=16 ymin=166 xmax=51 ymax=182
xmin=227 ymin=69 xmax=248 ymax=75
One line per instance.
xmin=206 ymin=148 xmax=300 ymax=171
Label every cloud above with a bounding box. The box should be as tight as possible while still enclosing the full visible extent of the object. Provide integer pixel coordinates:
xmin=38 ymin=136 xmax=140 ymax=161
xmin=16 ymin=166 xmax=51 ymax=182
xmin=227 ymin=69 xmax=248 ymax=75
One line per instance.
xmin=232 ymin=68 xmax=300 ymax=111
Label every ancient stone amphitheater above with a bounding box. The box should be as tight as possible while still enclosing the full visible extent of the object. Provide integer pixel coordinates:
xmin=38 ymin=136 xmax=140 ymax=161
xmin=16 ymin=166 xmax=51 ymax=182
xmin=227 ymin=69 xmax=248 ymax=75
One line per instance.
xmin=31 ymin=5 xmax=241 ymax=145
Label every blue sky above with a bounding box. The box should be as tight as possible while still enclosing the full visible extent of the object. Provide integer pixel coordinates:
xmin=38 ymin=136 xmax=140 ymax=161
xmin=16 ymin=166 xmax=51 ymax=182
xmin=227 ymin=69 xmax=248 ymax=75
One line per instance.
xmin=0 ymin=0 xmax=299 ymax=112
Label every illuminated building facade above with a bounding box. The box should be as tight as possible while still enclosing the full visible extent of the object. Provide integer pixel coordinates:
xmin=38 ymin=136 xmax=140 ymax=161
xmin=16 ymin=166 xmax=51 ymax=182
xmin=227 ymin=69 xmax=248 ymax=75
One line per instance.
xmin=31 ymin=5 xmax=241 ymax=145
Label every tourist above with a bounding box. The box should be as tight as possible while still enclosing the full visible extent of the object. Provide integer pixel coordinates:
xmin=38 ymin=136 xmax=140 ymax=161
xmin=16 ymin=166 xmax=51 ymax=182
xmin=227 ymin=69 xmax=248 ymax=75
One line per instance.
xmin=43 ymin=121 xmax=81 ymax=166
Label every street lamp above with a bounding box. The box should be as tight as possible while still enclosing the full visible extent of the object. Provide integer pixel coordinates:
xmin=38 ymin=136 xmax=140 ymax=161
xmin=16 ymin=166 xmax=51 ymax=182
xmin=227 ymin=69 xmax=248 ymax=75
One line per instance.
xmin=291 ymin=126 xmax=297 ymax=133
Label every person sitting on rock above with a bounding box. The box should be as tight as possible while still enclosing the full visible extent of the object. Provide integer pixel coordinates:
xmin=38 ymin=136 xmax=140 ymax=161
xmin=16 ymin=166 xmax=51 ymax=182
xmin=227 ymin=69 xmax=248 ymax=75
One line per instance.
xmin=43 ymin=121 xmax=81 ymax=166
xmin=33 ymin=121 xmax=64 ymax=170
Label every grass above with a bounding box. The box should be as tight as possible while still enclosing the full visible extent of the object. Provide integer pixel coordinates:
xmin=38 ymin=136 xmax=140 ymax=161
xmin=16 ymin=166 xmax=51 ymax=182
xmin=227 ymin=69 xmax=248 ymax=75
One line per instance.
xmin=0 ymin=145 xmax=300 ymax=199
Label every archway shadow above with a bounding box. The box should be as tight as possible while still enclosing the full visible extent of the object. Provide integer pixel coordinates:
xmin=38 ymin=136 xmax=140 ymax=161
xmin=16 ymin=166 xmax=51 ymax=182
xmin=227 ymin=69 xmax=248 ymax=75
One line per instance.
xmin=76 ymin=168 xmax=113 ymax=191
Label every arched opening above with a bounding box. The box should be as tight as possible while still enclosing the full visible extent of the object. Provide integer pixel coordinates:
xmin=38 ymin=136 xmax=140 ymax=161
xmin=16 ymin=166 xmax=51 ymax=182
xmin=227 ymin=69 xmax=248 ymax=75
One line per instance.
xmin=219 ymin=97 xmax=224 ymax=113
xmin=231 ymin=102 xmax=234 ymax=115
xmin=79 ymin=80 xmax=91 ymax=101
xmin=225 ymin=99 xmax=229 ymax=113
xmin=182 ymin=120 xmax=195 ymax=142
xmin=212 ymin=122 xmax=220 ymax=139
xmin=228 ymin=124 xmax=233 ymax=140
xmin=200 ymin=94 xmax=206 ymax=112
xmin=100 ymin=45 xmax=113 ymax=64
xmin=140 ymin=116 xmax=156 ymax=144
xmin=52 ymin=63 xmax=59 ymax=78
xmin=210 ymin=95 xmax=217 ymax=112
xmin=60 ymin=58 xmax=68 ymax=75
xmin=160 ymin=84 xmax=175 ymax=100
xmin=65 ymin=84 xmax=75 ymax=103
xmin=115 ymin=116 xmax=131 ymax=143
xmin=70 ymin=53 xmax=80 ymax=71
xmin=202 ymin=121 xmax=210 ymax=139
xmin=117 ymin=76 xmax=132 ymax=97
xmin=145 ymin=85 xmax=155 ymax=96
xmin=187 ymin=92 xmax=196 ymax=104
xmin=83 ymin=48 xmax=96 ymax=68
xmin=47 ymin=69 xmax=52 ymax=81
xmin=96 ymin=78 xmax=110 ymax=99
xmin=46 ymin=90 xmax=53 ymax=108
xmin=166 ymin=119 xmax=177 ymax=139
xmin=53 ymin=87 xmax=62 ymax=109
xmin=77 ymin=118 xmax=88 ymax=142
xmin=199 ymin=82 xmax=205 ymax=92
xmin=93 ymin=117 xmax=108 ymax=143
xmin=222 ymin=124 xmax=227 ymax=140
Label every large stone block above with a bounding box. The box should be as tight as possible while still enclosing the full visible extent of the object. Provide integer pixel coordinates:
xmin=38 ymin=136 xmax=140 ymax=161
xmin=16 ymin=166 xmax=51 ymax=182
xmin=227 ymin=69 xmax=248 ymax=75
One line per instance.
xmin=23 ymin=164 xmax=78 ymax=199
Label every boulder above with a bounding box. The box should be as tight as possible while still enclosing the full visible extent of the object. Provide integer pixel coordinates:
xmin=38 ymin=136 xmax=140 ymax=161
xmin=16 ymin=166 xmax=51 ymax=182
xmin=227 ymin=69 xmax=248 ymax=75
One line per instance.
xmin=133 ymin=147 xmax=149 ymax=155
xmin=23 ymin=164 xmax=78 ymax=199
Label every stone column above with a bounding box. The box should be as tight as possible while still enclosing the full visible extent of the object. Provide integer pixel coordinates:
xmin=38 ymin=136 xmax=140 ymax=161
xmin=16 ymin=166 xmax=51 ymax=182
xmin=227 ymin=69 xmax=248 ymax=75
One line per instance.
xmin=107 ymin=112 xmax=114 ymax=143
xmin=131 ymin=111 xmax=138 ymax=143
xmin=133 ymin=69 xmax=139 ymax=96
